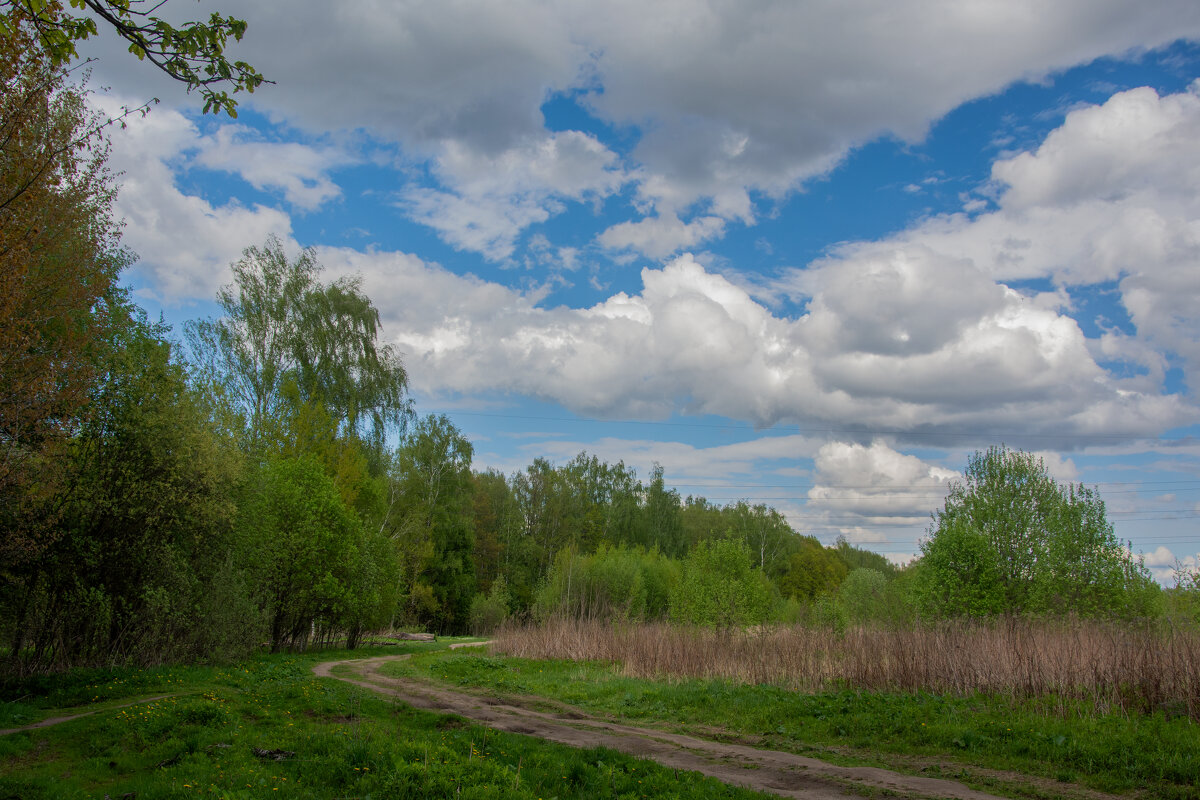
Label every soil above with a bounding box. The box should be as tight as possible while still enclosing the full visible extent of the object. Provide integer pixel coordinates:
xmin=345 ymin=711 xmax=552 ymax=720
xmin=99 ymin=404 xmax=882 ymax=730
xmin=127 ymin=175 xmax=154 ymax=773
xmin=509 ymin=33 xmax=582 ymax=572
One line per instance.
xmin=314 ymin=649 xmax=1022 ymax=800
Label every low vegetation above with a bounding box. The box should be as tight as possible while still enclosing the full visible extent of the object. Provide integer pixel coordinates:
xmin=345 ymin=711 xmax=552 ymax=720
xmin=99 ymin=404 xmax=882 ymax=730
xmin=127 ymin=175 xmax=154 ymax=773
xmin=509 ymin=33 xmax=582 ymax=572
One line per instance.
xmin=496 ymin=616 xmax=1200 ymax=717
xmin=0 ymin=640 xmax=775 ymax=800
xmin=387 ymin=636 xmax=1200 ymax=799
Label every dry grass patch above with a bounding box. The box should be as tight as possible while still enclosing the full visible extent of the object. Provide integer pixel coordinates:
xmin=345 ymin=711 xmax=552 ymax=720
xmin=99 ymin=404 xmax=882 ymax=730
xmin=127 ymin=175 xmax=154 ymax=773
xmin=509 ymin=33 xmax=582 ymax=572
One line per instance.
xmin=495 ymin=617 xmax=1200 ymax=717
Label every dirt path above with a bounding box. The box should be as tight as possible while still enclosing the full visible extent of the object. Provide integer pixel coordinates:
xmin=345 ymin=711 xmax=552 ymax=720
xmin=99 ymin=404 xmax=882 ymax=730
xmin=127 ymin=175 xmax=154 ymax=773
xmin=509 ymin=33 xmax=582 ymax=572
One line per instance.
xmin=314 ymin=651 xmax=1011 ymax=800
xmin=0 ymin=694 xmax=184 ymax=737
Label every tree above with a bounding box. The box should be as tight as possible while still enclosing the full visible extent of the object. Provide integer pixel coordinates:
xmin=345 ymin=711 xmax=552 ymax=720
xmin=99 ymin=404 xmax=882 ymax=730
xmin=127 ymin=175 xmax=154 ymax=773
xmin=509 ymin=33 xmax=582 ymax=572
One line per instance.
xmin=837 ymin=568 xmax=888 ymax=624
xmin=236 ymin=455 xmax=363 ymax=652
xmin=726 ymin=501 xmax=797 ymax=577
xmin=188 ymin=236 xmax=410 ymax=456
xmin=778 ymin=537 xmax=848 ymax=602
xmin=4 ymin=296 xmax=245 ymax=670
xmin=641 ymin=464 xmax=684 ymax=556
xmin=669 ymin=538 xmax=773 ymax=629
xmin=833 ymin=535 xmax=898 ymax=576
xmin=392 ymin=414 xmax=475 ymax=633
xmin=1 ymin=0 xmax=265 ymax=117
xmin=918 ymin=445 xmax=1159 ymax=619
xmin=470 ymin=469 xmax=519 ymax=595
xmin=0 ymin=18 xmax=129 ymax=570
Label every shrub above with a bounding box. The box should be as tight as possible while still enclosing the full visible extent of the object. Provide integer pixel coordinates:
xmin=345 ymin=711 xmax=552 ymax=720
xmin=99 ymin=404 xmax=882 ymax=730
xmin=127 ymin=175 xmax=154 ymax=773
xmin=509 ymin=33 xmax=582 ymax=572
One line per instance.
xmin=469 ymin=577 xmax=510 ymax=635
xmin=669 ymin=538 xmax=773 ymax=629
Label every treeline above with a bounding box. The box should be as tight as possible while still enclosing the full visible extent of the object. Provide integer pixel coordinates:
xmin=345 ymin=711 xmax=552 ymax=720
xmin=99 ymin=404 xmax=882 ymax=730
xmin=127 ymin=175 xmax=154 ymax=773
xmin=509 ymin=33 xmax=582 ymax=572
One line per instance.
xmin=466 ymin=464 xmax=898 ymax=632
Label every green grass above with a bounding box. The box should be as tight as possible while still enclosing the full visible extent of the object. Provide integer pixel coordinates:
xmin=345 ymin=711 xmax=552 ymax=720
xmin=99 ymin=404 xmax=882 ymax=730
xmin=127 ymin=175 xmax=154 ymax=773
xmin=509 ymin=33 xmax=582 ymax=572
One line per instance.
xmin=0 ymin=641 xmax=778 ymax=799
xmin=385 ymin=649 xmax=1200 ymax=800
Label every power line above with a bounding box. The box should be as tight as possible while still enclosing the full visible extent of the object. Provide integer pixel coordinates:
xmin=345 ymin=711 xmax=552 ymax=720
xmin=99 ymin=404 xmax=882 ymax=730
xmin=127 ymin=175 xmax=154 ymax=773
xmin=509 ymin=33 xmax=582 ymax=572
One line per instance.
xmin=444 ymin=408 xmax=1198 ymax=443
xmin=666 ymin=480 xmax=1200 ymax=491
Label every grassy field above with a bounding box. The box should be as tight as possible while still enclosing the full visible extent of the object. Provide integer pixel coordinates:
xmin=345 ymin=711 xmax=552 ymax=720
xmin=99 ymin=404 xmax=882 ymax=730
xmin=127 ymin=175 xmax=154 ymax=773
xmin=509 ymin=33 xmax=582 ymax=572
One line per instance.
xmin=0 ymin=640 xmax=776 ymax=800
xmin=1 ymin=627 xmax=1196 ymax=800
xmin=382 ymin=635 xmax=1200 ymax=800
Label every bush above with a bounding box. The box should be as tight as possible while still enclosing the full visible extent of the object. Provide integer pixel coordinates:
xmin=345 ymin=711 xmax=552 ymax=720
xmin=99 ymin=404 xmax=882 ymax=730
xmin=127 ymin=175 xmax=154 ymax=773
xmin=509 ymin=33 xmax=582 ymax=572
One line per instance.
xmin=534 ymin=545 xmax=679 ymax=622
xmin=469 ymin=577 xmax=510 ymax=635
xmin=669 ymin=538 xmax=773 ymax=629
xmin=839 ymin=568 xmax=888 ymax=624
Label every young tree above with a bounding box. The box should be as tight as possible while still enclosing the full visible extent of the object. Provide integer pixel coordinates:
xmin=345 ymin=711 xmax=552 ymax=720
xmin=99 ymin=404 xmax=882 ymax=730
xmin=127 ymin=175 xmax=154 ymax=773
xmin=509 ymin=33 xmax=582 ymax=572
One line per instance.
xmin=669 ymin=538 xmax=773 ymax=629
xmin=188 ymin=236 xmax=410 ymax=456
xmin=725 ymin=501 xmax=797 ymax=577
xmin=778 ymin=537 xmax=849 ymax=602
xmin=6 ymin=297 xmax=245 ymax=670
xmin=918 ymin=445 xmax=1159 ymax=619
xmin=236 ymin=455 xmax=363 ymax=652
xmin=641 ymin=464 xmax=685 ymax=557
xmin=470 ymin=469 xmax=519 ymax=594
xmin=392 ymin=414 xmax=476 ymax=633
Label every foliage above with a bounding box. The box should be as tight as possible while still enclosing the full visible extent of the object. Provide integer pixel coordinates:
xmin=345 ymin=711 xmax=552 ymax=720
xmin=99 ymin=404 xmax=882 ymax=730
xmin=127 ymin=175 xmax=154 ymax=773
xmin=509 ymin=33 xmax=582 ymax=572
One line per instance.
xmin=838 ymin=568 xmax=888 ymax=623
xmin=919 ymin=446 xmax=1160 ymax=620
xmin=534 ymin=544 xmax=679 ymax=623
xmin=778 ymin=537 xmax=848 ymax=601
xmin=470 ymin=469 xmax=522 ymax=598
xmin=391 ymin=414 xmax=476 ymax=633
xmin=187 ymin=235 xmax=410 ymax=456
xmin=0 ymin=19 xmax=128 ymax=569
xmin=1165 ymin=558 xmax=1200 ymax=626
xmin=0 ymin=0 xmax=266 ymax=116
xmin=639 ymin=463 xmax=685 ymax=556
xmin=833 ymin=535 xmax=899 ymax=575
xmin=3 ymin=298 xmax=245 ymax=671
xmin=468 ymin=576 xmax=510 ymax=635
xmin=235 ymin=455 xmax=370 ymax=651
xmin=669 ymin=538 xmax=773 ymax=628
xmin=725 ymin=501 xmax=798 ymax=577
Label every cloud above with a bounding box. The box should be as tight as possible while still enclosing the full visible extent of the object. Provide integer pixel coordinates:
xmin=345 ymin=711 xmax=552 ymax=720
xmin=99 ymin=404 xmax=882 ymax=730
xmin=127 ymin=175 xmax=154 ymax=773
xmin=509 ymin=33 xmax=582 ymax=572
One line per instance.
xmin=1143 ymin=545 xmax=1196 ymax=584
xmin=194 ymin=126 xmax=354 ymax=211
xmin=597 ymin=213 xmax=726 ymax=260
xmin=806 ymin=441 xmax=957 ymax=530
xmin=80 ymin=1 xmax=1200 ymax=255
xmin=400 ymin=132 xmax=626 ymax=259
xmin=516 ymin=433 xmax=824 ymax=483
xmin=316 ymin=246 xmax=1191 ymax=444
xmin=107 ymin=78 xmax=1200 ymax=447
xmin=100 ymin=100 xmax=295 ymax=301
xmin=795 ymin=83 xmax=1200 ymax=391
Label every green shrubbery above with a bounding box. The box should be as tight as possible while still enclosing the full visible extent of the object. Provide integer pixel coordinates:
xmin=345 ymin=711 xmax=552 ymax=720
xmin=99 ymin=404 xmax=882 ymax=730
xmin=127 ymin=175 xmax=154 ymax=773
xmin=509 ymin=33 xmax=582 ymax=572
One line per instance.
xmin=919 ymin=446 xmax=1160 ymax=620
xmin=534 ymin=544 xmax=679 ymax=622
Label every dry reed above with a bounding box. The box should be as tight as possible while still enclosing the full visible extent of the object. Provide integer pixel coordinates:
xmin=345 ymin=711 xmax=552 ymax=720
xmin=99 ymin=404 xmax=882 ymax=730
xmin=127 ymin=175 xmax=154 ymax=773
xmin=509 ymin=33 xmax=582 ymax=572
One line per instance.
xmin=493 ymin=617 xmax=1200 ymax=717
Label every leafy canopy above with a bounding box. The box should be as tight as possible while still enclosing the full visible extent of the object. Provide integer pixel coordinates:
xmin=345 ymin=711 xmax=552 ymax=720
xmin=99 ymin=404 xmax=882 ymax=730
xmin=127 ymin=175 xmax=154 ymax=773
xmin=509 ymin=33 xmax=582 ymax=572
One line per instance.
xmin=918 ymin=445 xmax=1159 ymax=619
xmin=1 ymin=0 xmax=266 ymax=116
xmin=0 ymin=17 xmax=129 ymax=568
xmin=188 ymin=236 xmax=410 ymax=456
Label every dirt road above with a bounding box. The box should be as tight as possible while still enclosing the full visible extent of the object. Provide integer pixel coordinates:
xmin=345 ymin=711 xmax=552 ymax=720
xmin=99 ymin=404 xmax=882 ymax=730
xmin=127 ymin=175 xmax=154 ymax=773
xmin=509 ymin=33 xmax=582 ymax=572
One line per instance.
xmin=0 ymin=694 xmax=183 ymax=737
xmin=313 ymin=652 xmax=1012 ymax=800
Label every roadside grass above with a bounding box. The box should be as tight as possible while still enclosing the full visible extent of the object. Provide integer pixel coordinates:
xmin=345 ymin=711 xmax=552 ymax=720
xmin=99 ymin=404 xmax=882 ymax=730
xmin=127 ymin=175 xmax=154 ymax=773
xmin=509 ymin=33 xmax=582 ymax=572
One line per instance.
xmin=0 ymin=640 xmax=776 ymax=800
xmin=385 ymin=649 xmax=1200 ymax=800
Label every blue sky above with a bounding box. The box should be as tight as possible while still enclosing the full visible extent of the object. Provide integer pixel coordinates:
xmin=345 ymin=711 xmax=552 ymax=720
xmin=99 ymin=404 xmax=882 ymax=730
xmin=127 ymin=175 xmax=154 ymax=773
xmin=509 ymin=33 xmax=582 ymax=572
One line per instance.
xmin=82 ymin=1 xmax=1200 ymax=578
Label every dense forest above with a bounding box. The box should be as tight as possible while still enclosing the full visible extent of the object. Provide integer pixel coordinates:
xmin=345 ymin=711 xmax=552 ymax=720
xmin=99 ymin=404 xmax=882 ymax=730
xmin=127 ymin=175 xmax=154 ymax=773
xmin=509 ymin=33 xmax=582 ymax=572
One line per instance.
xmin=2 ymin=4 xmax=1193 ymax=679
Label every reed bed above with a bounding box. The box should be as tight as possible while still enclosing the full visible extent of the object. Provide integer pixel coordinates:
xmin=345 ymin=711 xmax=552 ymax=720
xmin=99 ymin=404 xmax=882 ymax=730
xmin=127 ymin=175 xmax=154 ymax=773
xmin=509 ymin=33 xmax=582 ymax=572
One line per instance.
xmin=493 ymin=617 xmax=1200 ymax=717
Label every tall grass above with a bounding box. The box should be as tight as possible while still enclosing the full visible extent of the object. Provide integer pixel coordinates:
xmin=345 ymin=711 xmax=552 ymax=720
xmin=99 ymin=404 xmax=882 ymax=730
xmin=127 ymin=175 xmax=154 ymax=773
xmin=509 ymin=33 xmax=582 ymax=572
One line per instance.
xmin=494 ymin=617 xmax=1200 ymax=717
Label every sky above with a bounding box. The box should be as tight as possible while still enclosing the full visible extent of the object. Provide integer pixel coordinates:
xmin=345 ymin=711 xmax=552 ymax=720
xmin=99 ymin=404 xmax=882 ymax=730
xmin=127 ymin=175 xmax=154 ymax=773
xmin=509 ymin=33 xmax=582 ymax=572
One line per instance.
xmin=77 ymin=0 xmax=1200 ymax=578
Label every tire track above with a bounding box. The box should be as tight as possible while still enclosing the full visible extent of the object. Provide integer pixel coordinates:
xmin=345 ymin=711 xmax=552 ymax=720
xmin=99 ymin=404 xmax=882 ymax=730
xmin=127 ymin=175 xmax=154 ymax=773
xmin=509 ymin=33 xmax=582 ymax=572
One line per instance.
xmin=314 ymin=651 xmax=1010 ymax=800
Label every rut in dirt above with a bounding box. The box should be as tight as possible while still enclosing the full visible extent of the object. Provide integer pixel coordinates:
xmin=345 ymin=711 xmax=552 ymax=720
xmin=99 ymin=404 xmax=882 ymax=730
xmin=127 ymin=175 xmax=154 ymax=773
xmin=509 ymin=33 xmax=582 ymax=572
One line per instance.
xmin=314 ymin=652 xmax=1011 ymax=800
